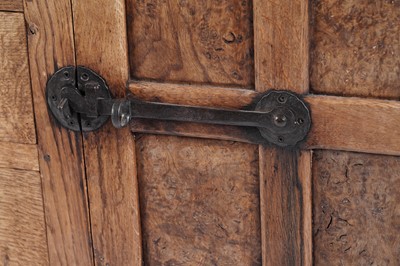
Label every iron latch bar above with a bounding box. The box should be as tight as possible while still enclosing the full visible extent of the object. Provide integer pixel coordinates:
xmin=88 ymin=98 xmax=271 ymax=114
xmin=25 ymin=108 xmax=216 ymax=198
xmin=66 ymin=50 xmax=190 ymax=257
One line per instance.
xmin=46 ymin=66 xmax=311 ymax=147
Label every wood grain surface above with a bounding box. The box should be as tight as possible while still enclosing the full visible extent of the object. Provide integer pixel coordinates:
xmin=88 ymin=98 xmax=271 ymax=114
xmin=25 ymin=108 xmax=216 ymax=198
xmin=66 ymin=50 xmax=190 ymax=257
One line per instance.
xmin=0 ymin=168 xmax=48 ymax=265
xmin=127 ymin=0 xmax=254 ymax=86
xmin=254 ymin=0 xmax=312 ymax=264
xmin=313 ymin=150 xmax=400 ymax=265
xmin=23 ymin=0 xmax=94 ymax=264
xmin=0 ymin=12 xmax=36 ymax=144
xmin=259 ymin=149 xmax=312 ymax=265
xmin=0 ymin=141 xmax=38 ymax=171
xmin=129 ymin=80 xmax=256 ymax=108
xmin=254 ymin=0 xmax=309 ymax=92
xmin=136 ymin=135 xmax=261 ymax=265
xmin=310 ymin=0 xmax=400 ymax=99
xmin=72 ymin=0 xmax=142 ymax=264
xmin=306 ymin=95 xmax=400 ymax=155
xmin=0 ymin=0 xmax=23 ymax=12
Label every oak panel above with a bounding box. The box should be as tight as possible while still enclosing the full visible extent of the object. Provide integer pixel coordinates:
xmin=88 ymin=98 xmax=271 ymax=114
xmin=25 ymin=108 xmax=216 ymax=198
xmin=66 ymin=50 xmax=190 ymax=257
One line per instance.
xmin=311 ymin=0 xmax=400 ymax=99
xmin=24 ymin=0 xmax=94 ymax=264
xmin=0 ymin=12 xmax=36 ymax=144
xmin=137 ymin=135 xmax=261 ymax=265
xmin=313 ymin=150 xmax=400 ymax=265
xmin=127 ymin=0 xmax=254 ymax=87
xmin=72 ymin=0 xmax=142 ymax=264
xmin=0 ymin=0 xmax=23 ymax=12
xmin=0 ymin=141 xmax=38 ymax=171
xmin=0 ymin=168 xmax=48 ymax=265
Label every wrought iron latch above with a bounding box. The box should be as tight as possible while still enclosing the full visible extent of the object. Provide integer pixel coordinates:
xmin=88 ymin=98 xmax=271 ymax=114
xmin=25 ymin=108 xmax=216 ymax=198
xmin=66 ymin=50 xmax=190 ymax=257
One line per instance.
xmin=46 ymin=66 xmax=311 ymax=147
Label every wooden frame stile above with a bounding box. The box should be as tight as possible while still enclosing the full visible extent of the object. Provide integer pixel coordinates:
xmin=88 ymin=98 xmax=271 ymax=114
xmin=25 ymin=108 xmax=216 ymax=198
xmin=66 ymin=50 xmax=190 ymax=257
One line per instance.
xmin=253 ymin=0 xmax=313 ymax=265
xmin=23 ymin=0 xmax=94 ymax=265
xmin=71 ymin=0 xmax=142 ymax=265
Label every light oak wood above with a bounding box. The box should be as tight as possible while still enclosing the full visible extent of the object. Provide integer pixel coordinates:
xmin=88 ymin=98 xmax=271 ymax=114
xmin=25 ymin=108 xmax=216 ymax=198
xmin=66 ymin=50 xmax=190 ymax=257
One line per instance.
xmin=300 ymin=151 xmax=313 ymax=266
xmin=0 ymin=141 xmax=38 ymax=171
xmin=72 ymin=0 xmax=142 ymax=264
xmin=23 ymin=0 xmax=94 ymax=264
xmin=254 ymin=0 xmax=309 ymax=93
xmin=0 ymin=0 xmax=23 ymax=12
xmin=0 ymin=12 xmax=36 ymax=144
xmin=306 ymin=95 xmax=400 ymax=155
xmin=0 ymin=168 xmax=48 ymax=265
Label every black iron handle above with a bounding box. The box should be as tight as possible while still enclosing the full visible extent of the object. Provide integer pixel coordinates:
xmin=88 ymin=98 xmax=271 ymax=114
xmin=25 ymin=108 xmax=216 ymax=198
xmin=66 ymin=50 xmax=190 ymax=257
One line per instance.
xmin=46 ymin=66 xmax=311 ymax=147
xmin=100 ymin=99 xmax=269 ymax=128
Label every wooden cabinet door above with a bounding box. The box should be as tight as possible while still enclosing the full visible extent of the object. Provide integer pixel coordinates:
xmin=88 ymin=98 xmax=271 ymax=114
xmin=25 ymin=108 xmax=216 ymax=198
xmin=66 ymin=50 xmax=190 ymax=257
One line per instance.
xmin=23 ymin=0 xmax=399 ymax=265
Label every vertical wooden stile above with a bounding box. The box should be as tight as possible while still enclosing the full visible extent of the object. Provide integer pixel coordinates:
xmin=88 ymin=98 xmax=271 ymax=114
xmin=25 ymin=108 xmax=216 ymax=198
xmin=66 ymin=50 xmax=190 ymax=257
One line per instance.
xmin=71 ymin=0 xmax=142 ymax=265
xmin=23 ymin=0 xmax=94 ymax=264
xmin=253 ymin=0 xmax=312 ymax=264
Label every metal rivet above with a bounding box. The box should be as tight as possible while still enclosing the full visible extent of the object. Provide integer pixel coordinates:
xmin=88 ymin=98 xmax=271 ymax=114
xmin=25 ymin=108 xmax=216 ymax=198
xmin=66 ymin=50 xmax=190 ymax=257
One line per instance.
xmin=273 ymin=114 xmax=287 ymax=127
xmin=297 ymin=118 xmax=304 ymax=124
xmin=81 ymin=73 xmax=89 ymax=81
xmin=43 ymin=154 xmax=51 ymax=162
xmin=278 ymin=95 xmax=287 ymax=103
xmin=63 ymin=71 xmax=70 ymax=78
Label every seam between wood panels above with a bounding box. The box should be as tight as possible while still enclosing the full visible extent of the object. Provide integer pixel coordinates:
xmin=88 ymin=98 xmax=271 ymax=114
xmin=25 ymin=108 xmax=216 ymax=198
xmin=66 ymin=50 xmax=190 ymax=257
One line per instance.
xmin=0 ymin=9 xmax=24 ymax=13
xmin=69 ymin=0 xmax=96 ymax=264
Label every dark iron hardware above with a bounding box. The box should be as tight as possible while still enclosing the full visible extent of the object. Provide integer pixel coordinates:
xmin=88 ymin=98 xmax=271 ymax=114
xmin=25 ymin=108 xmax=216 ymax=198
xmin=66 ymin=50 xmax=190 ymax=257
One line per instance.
xmin=46 ymin=66 xmax=311 ymax=147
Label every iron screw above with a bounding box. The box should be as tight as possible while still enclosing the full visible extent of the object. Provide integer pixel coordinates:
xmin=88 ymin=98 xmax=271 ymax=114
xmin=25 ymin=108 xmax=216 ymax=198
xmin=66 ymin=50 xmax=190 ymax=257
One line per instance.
xmin=273 ymin=114 xmax=288 ymax=127
xmin=81 ymin=73 xmax=89 ymax=81
xmin=278 ymin=95 xmax=287 ymax=103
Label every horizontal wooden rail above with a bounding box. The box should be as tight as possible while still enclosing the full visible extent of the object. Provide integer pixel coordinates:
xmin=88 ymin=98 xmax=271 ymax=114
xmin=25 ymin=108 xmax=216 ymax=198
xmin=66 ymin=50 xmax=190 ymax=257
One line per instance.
xmin=0 ymin=141 xmax=39 ymax=171
xmin=128 ymin=81 xmax=400 ymax=156
xmin=0 ymin=0 xmax=23 ymax=12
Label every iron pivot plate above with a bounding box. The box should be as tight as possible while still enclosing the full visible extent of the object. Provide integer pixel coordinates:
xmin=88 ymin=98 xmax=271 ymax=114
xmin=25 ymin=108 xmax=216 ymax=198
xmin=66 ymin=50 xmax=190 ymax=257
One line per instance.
xmin=46 ymin=66 xmax=111 ymax=131
xmin=46 ymin=66 xmax=311 ymax=147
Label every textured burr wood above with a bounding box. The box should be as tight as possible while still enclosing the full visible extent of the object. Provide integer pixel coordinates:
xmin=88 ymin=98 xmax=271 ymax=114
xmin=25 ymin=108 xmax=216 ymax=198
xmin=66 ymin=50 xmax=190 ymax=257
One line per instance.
xmin=313 ymin=150 xmax=400 ymax=265
xmin=310 ymin=0 xmax=400 ymax=99
xmin=127 ymin=0 xmax=254 ymax=87
xmin=136 ymin=135 xmax=262 ymax=265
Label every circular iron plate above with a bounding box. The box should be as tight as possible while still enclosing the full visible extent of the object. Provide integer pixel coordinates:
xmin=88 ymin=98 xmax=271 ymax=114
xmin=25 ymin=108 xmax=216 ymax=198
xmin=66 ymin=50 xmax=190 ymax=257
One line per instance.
xmin=46 ymin=66 xmax=111 ymax=132
xmin=255 ymin=91 xmax=311 ymax=147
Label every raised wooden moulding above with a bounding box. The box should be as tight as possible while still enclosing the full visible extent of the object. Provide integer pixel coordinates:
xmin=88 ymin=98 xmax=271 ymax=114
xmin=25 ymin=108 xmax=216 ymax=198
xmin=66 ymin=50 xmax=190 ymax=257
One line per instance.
xmin=128 ymin=81 xmax=400 ymax=156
